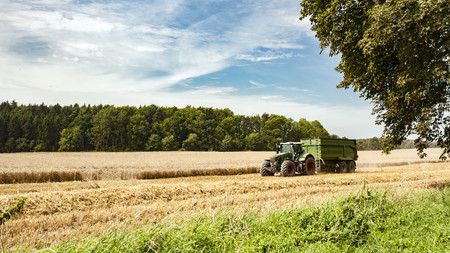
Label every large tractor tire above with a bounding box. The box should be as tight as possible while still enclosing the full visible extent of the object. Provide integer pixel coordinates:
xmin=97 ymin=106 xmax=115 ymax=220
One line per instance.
xmin=347 ymin=160 xmax=356 ymax=173
xmin=336 ymin=161 xmax=347 ymax=173
xmin=260 ymin=161 xmax=274 ymax=176
xmin=281 ymin=160 xmax=296 ymax=177
xmin=304 ymin=156 xmax=315 ymax=175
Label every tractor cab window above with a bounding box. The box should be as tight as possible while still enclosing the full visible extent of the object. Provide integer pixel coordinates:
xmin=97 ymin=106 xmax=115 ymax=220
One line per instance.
xmin=280 ymin=144 xmax=293 ymax=154
xmin=293 ymin=144 xmax=301 ymax=154
xmin=293 ymin=144 xmax=302 ymax=158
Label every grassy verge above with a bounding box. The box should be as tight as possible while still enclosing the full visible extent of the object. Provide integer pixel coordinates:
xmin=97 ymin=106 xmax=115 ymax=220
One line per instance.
xmin=23 ymin=187 xmax=450 ymax=252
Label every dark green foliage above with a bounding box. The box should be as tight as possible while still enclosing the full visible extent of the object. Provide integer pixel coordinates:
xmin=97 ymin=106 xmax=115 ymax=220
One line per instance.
xmin=298 ymin=118 xmax=330 ymax=139
xmin=58 ymin=126 xmax=83 ymax=151
xmin=219 ymin=134 xmax=243 ymax=151
xmin=127 ymin=113 xmax=150 ymax=151
xmin=244 ymin=133 xmax=266 ymax=151
xmin=90 ymin=107 xmax=132 ymax=151
xmin=161 ymin=135 xmax=178 ymax=151
xmin=0 ymin=115 xmax=8 ymax=152
xmin=0 ymin=197 xmax=26 ymax=225
xmin=367 ymin=137 xmax=382 ymax=150
xmin=182 ymin=133 xmax=202 ymax=151
xmin=47 ymin=189 xmax=450 ymax=252
xmin=0 ymin=101 xmax=332 ymax=152
xmin=145 ymin=134 xmax=162 ymax=151
xmin=300 ymin=0 xmax=449 ymax=159
xmin=14 ymin=138 xmax=33 ymax=152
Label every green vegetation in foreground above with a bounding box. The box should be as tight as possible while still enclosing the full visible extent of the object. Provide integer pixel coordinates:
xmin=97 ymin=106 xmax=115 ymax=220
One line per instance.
xmin=35 ymin=188 xmax=449 ymax=252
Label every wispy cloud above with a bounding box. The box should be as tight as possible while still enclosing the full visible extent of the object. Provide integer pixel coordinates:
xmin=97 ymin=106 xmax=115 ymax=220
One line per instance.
xmin=186 ymin=86 xmax=237 ymax=96
xmin=0 ymin=0 xmax=310 ymax=90
xmin=274 ymin=86 xmax=310 ymax=92
xmin=249 ymin=80 xmax=267 ymax=88
xmin=236 ymin=50 xmax=298 ymax=62
xmin=0 ymin=0 xmax=382 ymax=138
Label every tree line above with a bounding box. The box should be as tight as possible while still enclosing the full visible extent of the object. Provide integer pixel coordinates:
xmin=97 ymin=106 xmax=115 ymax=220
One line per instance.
xmin=357 ymin=137 xmax=439 ymax=151
xmin=0 ymin=101 xmax=334 ymax=152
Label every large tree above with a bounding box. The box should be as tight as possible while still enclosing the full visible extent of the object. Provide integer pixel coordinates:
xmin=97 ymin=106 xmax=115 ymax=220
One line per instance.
xmin=300 ymin=0 xmax=449 ymax=159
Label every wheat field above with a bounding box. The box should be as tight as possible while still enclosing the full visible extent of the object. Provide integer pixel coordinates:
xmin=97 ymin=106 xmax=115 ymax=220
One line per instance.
xmin=0 ymin=151 xmax=268 ymax=183
xmin=0 ymin=149 xmax=449 ymax=250
xmin=0 ymin=148 xmax=445 ymax=183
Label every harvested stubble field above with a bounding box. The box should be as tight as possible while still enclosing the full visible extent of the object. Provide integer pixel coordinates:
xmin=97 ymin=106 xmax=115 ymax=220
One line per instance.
xmin=0 ymin=149 xmax=449 ymax=251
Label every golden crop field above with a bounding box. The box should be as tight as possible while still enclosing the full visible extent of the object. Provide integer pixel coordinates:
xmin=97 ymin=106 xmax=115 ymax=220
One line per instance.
xmin=0 ymin=151 xmax=270 ymax=183
xmin=0 ymin=148 xmax=449 ymax=250
xmin=0 ymin=148 xmax=445 ymax=182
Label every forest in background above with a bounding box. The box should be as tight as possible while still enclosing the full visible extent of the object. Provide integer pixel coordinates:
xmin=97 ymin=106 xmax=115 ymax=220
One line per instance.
xmin=0 ymin=101 xmax=333 ymax=152
xmin=356 ymin=137 xmax=439 ymax=151
xmin=0 ymin=101 xmax=426 ymax=153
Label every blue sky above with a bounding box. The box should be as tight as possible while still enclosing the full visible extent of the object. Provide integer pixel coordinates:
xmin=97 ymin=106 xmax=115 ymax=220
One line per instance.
xmin=0 ymin=0 xmax=383 ymax=138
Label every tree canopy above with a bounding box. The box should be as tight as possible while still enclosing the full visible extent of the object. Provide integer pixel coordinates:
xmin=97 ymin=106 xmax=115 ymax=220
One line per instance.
xmin=0 ymin=101 xmax=332 ymax=153
xmin=300 ymin=0 xmax=449 ymax=159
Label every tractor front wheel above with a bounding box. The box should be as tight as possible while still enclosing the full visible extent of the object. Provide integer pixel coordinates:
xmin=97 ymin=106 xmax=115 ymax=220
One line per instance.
xmin=260 ymin=161 xmax=274 ymax=176
xmin=304 ymin=156 xmax=315 ymax=175
xmin=281 ymin=160 xmax=296 ymax=177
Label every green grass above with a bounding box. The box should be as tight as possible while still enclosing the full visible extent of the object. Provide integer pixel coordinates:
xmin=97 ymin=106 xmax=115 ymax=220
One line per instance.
xmin=32 ymin=188 xmax=450 ymax=252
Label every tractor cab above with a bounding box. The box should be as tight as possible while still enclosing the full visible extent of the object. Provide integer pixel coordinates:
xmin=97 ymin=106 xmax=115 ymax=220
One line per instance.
xmin=278 ymin=142 xmax=303 ymax=159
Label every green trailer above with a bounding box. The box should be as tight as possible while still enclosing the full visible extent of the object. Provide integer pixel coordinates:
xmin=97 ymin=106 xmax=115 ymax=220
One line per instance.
xmin=260 ymin=138 xmax=358 ymax=177
xmin=301 ymin=138 xmax=358 ymax=173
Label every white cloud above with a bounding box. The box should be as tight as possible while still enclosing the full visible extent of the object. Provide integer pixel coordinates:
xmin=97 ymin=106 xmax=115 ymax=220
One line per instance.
xmin=186 ymin=86 xmax=237 ymax=96
xmin=2 ymin=9 xmax=119 ymax=33
xmin=0 ymin=0 xmax=382 ymax=138
xmin=59 ymin=41 xmax=103 ymax=57
xmin=262 ymin=41 xmax=306 ymax=50
xmin=0 ymin=0 xmax=312 ymax=91
xmin=274 ymin=86 xmax=310 ymax=92
xmin=249 ymin=80 xmax=267 ymax=88
xmin=236 ymin=50 xmax=300 ymax=62
xmin=131 ymin=25 xmax=181 ymax=38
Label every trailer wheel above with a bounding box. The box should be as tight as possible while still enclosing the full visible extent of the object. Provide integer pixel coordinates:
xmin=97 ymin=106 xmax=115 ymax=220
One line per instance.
xmin=336 ymin=161 xmax=347 ymax=173
xmin=281 ymin=160 xmax=296 ymax=177
xmin=260 ymin=161 xmax=274 ymax=176
xmin=347 ymin=160 xmax=356 ymax=173
xmin=304 ymin=156 xmax=315 ymax=175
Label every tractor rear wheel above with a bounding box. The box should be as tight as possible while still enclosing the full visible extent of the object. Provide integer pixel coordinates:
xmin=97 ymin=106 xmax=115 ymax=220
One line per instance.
xmin=347 ymin=160 xmax=356 ymax=173
xmin=260 ymin=161 xmax=274 ymax=176
xmin=304 ymin=156 xmax=315 ymax=175
xmin=336 ymin=161 xmax=347 ymax=173
xmin=281 ymin=160 xmax=296 ymax=177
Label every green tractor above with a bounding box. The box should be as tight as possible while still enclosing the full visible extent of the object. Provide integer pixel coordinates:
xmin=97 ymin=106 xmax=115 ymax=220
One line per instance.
xmin=261 ymin=138 xmax=358 ymax=177
xmin=260 ymin=142 xmax=316 ymax=177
